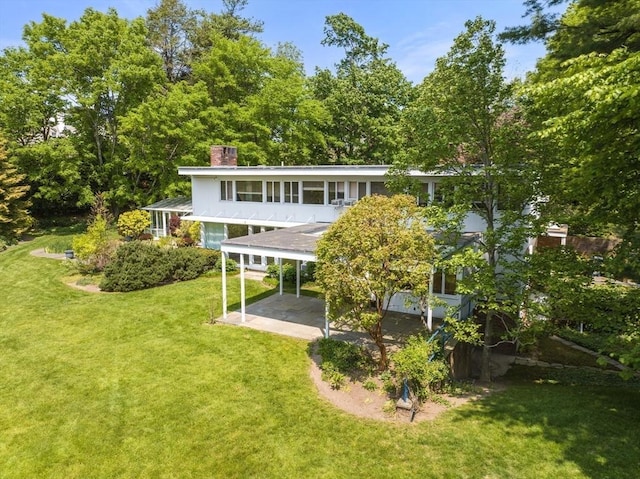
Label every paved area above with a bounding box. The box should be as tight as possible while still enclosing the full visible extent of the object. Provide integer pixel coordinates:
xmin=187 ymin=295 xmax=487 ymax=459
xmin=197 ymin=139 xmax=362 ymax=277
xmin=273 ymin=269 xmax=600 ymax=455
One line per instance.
xmin=217 ymin=292 xmax=435 ymax=343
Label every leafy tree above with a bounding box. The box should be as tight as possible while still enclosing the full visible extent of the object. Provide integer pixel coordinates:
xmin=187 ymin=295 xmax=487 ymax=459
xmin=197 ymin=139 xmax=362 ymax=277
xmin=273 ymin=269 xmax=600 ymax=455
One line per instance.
xmin=0 ymin=137 xmax=32 ymax=242
xmin=145 ymin=0 xmax=198 ymax=82
xmin=311 ymin=14 xmax=413 ymax=165
xmin=401 ymin=18 xmax=545 ymax=382
xmin=119 ymin=81 xmax=216 ymax=203
xmin=522 ymin=1 xmax=640 ymax=243
xmin=316 ymin=195 xmax=437 ymax=370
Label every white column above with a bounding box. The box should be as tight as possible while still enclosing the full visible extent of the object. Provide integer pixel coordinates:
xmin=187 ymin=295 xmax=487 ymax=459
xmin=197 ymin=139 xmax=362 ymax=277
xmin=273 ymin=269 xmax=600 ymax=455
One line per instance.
xmin=427 ymin=271 xmax=434 ymax=331
xmin=296 ymin=260 xmax=301 ymax=298
xmin=279 ymin=257 xmax=283 ymax=296
xmin=162 ymin=212 xmax=167 ymax=237
xmin=260 ymin=227 xmax=267 ymax=268
xmin=324 ymin=301 xmax=330 ymax=339
xmin=248 ymin=226 xmax=254 ymax=267
xmin=222 ymin=252 xmax=227 ymax=319
xmin=240 ymin=254 xmax=246 ymax=322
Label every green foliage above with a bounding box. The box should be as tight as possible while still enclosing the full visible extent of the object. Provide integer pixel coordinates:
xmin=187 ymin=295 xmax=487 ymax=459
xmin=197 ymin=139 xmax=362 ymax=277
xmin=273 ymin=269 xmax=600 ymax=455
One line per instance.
xmin=317 ymin=338 xmax=369 ymax=373
xmin=100 ymin=241 xmax=171 ymax=292
xmin=0 ymin=137 xmax=32 ymax=242
xmin=316 ymin=195 xmax=437 ymax=370
xmin=100 ymin=242 xmax=220 ymax=292
xmin=392 ymin=335 xmax=450 ymax=401
xmin=266 ymin=261 xmax=315 ymax=284
xmin=72 ymin=216 xmax=116 ymax=272
xmin=215 ymin=256 xmax=238 ymax=273
xmin=319 ymin=362 xmax=347 ymax=390
xmin=311 ymin=14 xmax=412 ymax=165
xmin=169 ymin=247 xmax=218 ymax=281
xmin=117 ymin=210 xmax=151 ymax=239
xmin=43 ymin=237 xmax=73 ymax=254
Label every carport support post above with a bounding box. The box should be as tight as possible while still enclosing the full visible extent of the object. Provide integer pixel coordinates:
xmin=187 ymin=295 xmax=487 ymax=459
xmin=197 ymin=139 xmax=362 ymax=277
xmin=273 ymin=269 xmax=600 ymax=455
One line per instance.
xmin=324 ymin=301 xmax=330 ymax=339
xmin=222 ymin=252 xmax=227 ymax=319
xmin=296 ymin=260 xmax=300 ymax=298
xmin=427 ymin=270 xmax=434 ymax=331
xmin=240 ymin=254 xmax=246 ymax=322
xmin=279 ymin=257 xmax=283 ymax=296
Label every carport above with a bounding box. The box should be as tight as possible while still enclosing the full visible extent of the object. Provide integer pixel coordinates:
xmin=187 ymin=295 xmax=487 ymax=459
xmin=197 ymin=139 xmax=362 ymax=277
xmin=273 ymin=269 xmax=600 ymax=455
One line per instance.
xmin=219 ymin=223 xmax=332 ymax=338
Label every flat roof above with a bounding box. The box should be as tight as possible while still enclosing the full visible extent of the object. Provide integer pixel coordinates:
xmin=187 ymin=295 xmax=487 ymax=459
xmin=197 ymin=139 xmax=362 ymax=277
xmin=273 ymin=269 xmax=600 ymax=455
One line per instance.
xmin=221 ymin=223 xmax=330 ymax=260
xmin=178 ymin=165 xmax=451 ymax=178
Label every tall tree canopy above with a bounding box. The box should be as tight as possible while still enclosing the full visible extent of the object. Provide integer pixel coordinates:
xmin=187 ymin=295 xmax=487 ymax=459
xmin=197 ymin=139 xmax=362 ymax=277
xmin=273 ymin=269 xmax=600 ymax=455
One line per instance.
xmin=311 ymin=14 xmax=413 ymax=165
xmin=402 ymin=18 xmax=545 ymax=381
xmin=522 ymin=0 xmax=640 ymax=240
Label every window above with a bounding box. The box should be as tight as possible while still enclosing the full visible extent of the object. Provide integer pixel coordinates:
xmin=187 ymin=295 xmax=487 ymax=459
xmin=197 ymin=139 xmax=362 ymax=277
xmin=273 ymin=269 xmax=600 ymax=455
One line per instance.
xmin=220 ymin=180 xmax=233 ymax=201
xmin=303 ymin=181 xmax=324 ymax=204
xmin=236 ymin=180 xmax=263 ymax=202
xmin=328 ymin=181 xmax=345 ymax=202
xmin=266 ymin=181 xmax=280 ymax=203
xmin=347 ymin=181 xmax=367 ymax=200
xmin=284 ymin=181 xmax=299 ymax=203
xmin=433 ymin=269 xmax=457 ymax=295
xmin=370 ymin=181 xmax=391 ymax=196
xmin=417 ymin=182 xmax=430 ymax=206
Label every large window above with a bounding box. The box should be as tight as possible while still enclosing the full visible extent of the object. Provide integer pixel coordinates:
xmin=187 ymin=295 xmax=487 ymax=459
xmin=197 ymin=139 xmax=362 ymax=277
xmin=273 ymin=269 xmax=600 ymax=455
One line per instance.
xmin=433 ymin=269 xmax=457 ymax=295
xmin=370 ymin=181 xmax=391 ymax=196
xmin=328 ymin=181 xmax=345 ymax=202
xmin=220 ymin=180 xmax=233 ymax=201
xmin=303 ymin=181 xmax=325 ymax=205
xmin=284 ymin=181 xmax=299 ymax=203
xmin=348 ymin=181 xmax=367 ymax=200
xmin=266 ymin=181 xmax=280 ymax=203
xmin=236 ymin=180 xmax=263 ymax=202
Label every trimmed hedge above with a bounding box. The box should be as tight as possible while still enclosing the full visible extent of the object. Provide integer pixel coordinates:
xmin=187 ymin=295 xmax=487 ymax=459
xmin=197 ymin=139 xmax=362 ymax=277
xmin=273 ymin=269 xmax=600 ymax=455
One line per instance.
xmin=100 ymin=242 xmax=222 ymax=292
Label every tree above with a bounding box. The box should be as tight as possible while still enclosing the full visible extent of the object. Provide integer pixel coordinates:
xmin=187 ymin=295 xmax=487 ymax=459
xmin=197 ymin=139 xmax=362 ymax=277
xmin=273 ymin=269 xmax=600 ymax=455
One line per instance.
xmin=316 ymin=195 xmax=437 ymax=370
xmin=401 ymin=18 xmax=545 ymax=382
xmin=519 ymin=1 xmax=640 ymax=243
xmin=145 ymin=0 xmax=198 ymax=82
xmin=311 ymin=14 xmax=413 ymax=165
xmin=0 ymin=136 xmax=32 ymax=242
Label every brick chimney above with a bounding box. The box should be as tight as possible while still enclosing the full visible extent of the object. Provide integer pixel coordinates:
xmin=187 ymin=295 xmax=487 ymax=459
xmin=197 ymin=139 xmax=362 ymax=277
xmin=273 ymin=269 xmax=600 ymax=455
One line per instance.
xmin=210 ymin=145 xmax=238 ymax=166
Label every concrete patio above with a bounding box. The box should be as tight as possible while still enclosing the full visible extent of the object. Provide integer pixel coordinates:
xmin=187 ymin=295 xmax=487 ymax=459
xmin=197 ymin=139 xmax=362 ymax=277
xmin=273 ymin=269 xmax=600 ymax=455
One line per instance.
xmin=216 ymin=292 xmax=437 ymax=343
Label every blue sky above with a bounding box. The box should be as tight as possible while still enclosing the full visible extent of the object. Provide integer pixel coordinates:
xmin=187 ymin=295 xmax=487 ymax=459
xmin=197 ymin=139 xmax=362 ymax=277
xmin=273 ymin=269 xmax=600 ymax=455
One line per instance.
xmin=0 ymin=0 xmax=564 ymax=84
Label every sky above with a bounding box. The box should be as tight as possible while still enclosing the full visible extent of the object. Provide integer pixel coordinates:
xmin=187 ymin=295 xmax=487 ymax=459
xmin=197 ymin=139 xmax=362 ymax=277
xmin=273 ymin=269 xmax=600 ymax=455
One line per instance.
xmin=0 ymin=0 xmax=564 ymax=84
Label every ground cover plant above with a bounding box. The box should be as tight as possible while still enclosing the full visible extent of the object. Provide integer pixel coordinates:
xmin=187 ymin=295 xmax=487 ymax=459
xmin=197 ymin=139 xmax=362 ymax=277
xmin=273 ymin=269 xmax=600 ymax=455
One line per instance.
xmin=0 ymin=234 xmax=639 ymax=478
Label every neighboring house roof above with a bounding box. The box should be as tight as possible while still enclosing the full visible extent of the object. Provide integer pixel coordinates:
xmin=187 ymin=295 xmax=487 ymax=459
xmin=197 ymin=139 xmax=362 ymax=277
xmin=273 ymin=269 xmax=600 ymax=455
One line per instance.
xmin=142 ymin=197 xmax=192 ymax=212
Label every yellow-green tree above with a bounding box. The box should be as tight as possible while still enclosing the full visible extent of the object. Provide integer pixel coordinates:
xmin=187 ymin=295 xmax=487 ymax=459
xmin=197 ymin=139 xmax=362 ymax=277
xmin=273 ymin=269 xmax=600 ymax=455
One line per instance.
xmin=316 ymin=195 xmax=437 ymax=370
xmin=0 ymin=137 xmax=32 ymax=243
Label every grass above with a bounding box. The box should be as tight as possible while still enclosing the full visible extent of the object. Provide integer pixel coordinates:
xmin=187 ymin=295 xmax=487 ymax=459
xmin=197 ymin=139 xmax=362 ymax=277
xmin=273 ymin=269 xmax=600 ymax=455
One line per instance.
xmin=1 ymin=234 xmax=639 ymax=478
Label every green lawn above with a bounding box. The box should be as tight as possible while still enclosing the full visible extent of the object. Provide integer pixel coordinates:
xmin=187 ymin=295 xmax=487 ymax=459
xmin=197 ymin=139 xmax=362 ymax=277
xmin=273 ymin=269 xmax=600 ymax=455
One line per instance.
xmin=1 ymin=235 xmax=639 ymax=478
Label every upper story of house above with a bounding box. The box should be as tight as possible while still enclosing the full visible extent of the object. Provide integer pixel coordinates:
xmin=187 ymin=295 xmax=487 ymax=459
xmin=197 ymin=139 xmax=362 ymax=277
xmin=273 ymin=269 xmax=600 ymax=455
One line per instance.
xmin=178 ymin=146 xmax=489 ymax=232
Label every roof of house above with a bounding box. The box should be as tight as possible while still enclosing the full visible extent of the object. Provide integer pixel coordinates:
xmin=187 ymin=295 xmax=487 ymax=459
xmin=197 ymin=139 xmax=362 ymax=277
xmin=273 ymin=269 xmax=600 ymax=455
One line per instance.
xmin=142 ymin=197 xmax=192 ymax=212
xmin=178 ymin=165 xmax=455 ymax=178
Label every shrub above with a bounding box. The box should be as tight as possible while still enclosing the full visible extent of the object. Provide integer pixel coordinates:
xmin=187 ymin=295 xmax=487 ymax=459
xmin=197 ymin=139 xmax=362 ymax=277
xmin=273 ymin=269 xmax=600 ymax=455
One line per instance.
xmin=117 ymin=210 xmax=151 ymax=239
xmin=100 ymin=241 xmax=171 ymax=292
xmin=215 ymin=256 xmax=238 ymax=272
xmin=392 ymin=335 xmax=450 ymax=401
xmin=0 ymin=238 xmax=7 ymax=252
xmin=317 ymin=338 xmax=370 ymax=373
xmin=169 ymin=247 xmax=218 ymax=281
xmin=72 ymin=216 xmax=116 ymax=272
xmin=320 ymin=362 xmax=347 ymax=389
xmin=43 ymin=237 xmax=73 ymax=254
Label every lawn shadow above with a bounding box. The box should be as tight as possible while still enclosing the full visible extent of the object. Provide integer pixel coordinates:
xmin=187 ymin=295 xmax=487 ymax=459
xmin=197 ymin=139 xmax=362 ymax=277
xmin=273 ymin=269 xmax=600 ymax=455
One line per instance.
xmin=450 ymin=366 xmax=640 ymax=477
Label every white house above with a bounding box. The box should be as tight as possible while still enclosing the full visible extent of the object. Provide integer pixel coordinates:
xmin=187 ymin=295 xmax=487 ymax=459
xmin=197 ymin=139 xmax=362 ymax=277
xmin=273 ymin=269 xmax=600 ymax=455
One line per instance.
xmin=170 ymin=146 xmax=505 ymax=327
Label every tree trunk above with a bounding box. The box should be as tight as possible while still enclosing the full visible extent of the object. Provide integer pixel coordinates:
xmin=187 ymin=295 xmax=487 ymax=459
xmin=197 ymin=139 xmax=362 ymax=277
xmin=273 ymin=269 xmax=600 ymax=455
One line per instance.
xmin=480 ymin=310 xmax=493 ymax=382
